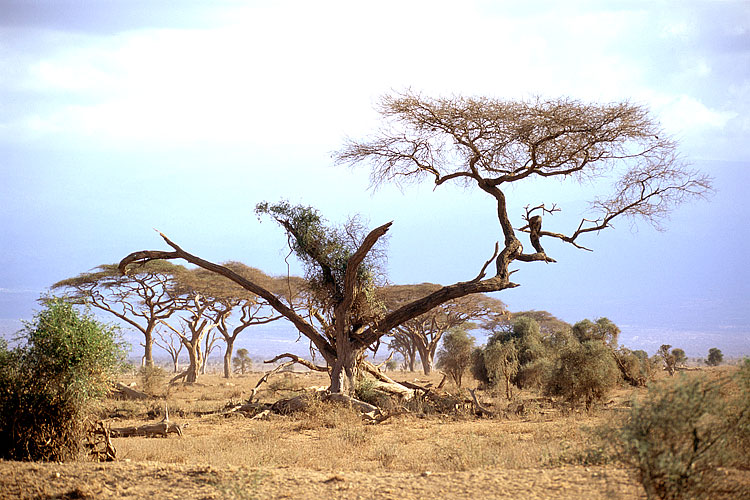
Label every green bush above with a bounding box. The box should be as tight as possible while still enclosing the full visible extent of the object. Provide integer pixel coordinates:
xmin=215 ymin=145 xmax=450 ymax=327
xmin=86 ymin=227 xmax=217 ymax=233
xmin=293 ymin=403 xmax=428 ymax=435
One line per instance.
xmin=545 ymin=340 xmax=619 ymax=410
xmin=0 ymin=299 xmax=126 ymax=461
xmin=436 ymin=327 xmax=475 ymax=388
xmin=611 ymin=371 xmax=748 ymax=499
xmin=705 ymin=347 xmax=723 ymax=366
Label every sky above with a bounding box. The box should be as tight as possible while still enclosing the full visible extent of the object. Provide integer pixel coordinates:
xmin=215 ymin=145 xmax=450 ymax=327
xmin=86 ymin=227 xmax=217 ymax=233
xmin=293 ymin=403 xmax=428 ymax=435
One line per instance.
xmin=1 ymin=0 xmax=748 ymax=360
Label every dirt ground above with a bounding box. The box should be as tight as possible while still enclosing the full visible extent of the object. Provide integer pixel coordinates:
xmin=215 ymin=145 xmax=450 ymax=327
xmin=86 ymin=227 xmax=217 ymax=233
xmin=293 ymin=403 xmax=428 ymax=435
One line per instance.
xmin=0 ymin=461 xmax=646 ymax=500
xmin=0 ymin=368 xmax=746 ymax=500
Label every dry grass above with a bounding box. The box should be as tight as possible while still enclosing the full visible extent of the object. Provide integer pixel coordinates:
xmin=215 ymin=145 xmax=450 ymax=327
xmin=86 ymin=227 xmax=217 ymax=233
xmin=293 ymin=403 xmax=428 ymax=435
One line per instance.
xmin=105 ymin=370 xmax=634 ymax=473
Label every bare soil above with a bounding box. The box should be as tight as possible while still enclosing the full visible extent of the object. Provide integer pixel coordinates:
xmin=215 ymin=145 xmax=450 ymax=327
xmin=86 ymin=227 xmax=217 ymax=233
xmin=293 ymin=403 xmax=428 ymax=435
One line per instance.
xmin=0 ymin=461 xmax=645 ymax=500
xmin=0 ymin=368 xmax=746 ymax=499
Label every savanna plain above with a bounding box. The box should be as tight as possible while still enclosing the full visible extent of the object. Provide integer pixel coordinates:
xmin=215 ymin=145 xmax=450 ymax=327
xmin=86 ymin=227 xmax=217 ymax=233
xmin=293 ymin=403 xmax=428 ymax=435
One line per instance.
xmin=1 ymin=365 xmax=748 ymax=500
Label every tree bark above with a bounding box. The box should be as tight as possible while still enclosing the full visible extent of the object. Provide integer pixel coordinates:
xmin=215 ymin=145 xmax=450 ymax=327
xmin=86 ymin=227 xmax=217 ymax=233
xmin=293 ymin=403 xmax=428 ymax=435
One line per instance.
xmin=184 ymin=342 xmax=202 ymax=384
xmin=223 ymin=337 xmax=235 ymax=379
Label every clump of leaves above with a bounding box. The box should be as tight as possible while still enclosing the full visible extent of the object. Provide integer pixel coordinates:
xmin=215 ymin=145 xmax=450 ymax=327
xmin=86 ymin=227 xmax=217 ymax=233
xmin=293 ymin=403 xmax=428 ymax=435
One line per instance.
xmin=0 ymin=299 xmax=126 ymax=461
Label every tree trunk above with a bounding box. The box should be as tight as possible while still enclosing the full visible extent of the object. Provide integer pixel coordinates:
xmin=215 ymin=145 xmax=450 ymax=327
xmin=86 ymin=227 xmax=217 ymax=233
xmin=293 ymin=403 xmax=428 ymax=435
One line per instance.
xmin=329 ymin=341 xmax=362 ymax=395
xmin=143 ymin=331 xmax=154 ymax=369
xmin=416 ymin=343 xmax=434 ymax=375
xmin=172 ymin=357 xmax=179 ymax=373
xmin=223 ymin=338 xmax=235 ymax=379
xmin=184 ymin=343 xmax=202 ymax=384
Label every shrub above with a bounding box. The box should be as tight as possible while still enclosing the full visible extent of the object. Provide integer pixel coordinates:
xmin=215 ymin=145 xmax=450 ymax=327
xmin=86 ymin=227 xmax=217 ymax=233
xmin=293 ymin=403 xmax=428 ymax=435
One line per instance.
xmin=671 ymin=348 xmax=687 ymax=368
xmin=0 ymin=299 xmax=126 ymax=461
xmin=483 ymin=340 xmax=519 ymax=399
xmin=611 ymin=372 xmax=746 ymax=499
xmin=138 ymin=365 xmax=166 ymax=395
xmin=705 ymin=347 xmax=723 ymax=366
xmin=545 ymin=340 xmax=619 ymax=410
xmin=436 ymin=327 xmax=475 ymax=388
xmin=614 ymin=347 xmax=655 ymax=387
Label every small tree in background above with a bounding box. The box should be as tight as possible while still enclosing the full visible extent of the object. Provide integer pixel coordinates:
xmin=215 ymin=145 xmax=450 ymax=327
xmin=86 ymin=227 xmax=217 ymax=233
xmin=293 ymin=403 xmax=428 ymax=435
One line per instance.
xmin=436 ymin=327 xmax=475 ymax=388
xmin=233 ymin=348 xmax=253 ymax=374
xmin=483 ymin=340 xmax=519 ymax=399
xmin=671 ymin=348 xmax=687 ymax=368
xmin=0 ymin=299 xmax=126 ymax=461
xmin=658 ymin=344 xmax=677 ymax=376
xmin=705 ymin=347 xmax=723 ymax=366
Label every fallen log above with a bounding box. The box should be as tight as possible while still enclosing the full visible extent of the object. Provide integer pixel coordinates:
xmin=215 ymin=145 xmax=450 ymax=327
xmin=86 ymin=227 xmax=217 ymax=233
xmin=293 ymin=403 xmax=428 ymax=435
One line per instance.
xmin=110 ymin=421 xmax=183 ymax=438
xmin=110 ymin=405 xmax=183 ymax=437
xmin=468 ymin=388 xmax=496 ymax=417
xmin=110 ymin=382 xmax=150 ymax=400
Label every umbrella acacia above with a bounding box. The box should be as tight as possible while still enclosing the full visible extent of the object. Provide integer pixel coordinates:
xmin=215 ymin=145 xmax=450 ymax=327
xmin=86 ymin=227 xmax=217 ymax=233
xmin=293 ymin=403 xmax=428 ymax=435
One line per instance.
xmin=52 ymin=261 xmax=184 ymax=368
xmin=119 ymin=92 xmax=711 ymax=395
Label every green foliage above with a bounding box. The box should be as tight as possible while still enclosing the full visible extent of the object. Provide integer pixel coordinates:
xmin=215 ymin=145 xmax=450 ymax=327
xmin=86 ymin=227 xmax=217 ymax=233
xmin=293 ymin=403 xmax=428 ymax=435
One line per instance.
xmin=658 ymin=344 xmax=677 ymax=376
xmin=255 ymin=200 xmax=385 ymax=323
xmin=545 ymin=340 xmax=620 ymax=410
xmin=491 ymin=317 xmax=548 ymax=389
xmin=611 ymin=372 xmax=747 ymax=499
xmin=0 ymin=299 xmax=126 ymax=461
xmin=233 ymin=348 xmax=253 ymax=374
xmin=571 ymin=317 xmax=620 ymax=347
xmin=670 ymin=348 xmax=687 ymax=367
xmin=436 ymin=327 xmax=475 ymax=388
xmin=614 ymin=347 xmax=658 ymax=386
xmin=483 ymin=340 xmax=519 ymax=399
xmin=705 ymin=347 xmax=723 ymax=366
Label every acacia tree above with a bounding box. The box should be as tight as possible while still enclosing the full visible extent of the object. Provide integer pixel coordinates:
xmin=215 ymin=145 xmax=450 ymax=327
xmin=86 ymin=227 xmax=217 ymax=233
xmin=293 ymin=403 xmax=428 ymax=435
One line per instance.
xmin=154 ymin=327 xmax=184 ymax=372
xmin=382 ymin=284 xmax=506 ymax=375
xmin=388 ymin=332 xmax=417 ymax=371
xmin=53 ymin=261 xmax=184 ymax=368
xmin=118 ymin=92 xmax=710 ymax=395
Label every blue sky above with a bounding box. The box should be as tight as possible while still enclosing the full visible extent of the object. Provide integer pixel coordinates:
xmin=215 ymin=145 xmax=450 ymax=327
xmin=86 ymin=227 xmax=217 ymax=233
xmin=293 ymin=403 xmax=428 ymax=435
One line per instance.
xmin=1 ymin=0 xmax=748 ymax=359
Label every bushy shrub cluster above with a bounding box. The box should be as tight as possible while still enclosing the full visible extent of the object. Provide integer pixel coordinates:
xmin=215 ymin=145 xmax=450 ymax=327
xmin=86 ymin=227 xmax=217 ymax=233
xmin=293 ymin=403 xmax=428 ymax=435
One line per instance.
xmin=611 ymin=363 xmax=750 ymax=499
xmin=544 ymin=340 xmax=620 ymax=410
xmin=0 ymin=299 xmax=126 ymax=461
xmin=472 ymin=315 xmax=629 ymax=408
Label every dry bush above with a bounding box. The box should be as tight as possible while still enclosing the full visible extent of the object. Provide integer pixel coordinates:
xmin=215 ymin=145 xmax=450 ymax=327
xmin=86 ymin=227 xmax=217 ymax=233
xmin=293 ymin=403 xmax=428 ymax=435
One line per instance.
xmin=545 ymin=340 xmax=620 ymax=410
xmin=138 ymin=365 xmax=167 ymax=395
xmin=607 ymin=367 xmax=750 ymax=500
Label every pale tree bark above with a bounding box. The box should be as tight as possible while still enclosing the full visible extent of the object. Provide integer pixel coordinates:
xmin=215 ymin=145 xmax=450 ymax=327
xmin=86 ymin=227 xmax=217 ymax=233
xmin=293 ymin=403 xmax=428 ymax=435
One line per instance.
xmin=160 ymin=293 xmax=219 ymax=383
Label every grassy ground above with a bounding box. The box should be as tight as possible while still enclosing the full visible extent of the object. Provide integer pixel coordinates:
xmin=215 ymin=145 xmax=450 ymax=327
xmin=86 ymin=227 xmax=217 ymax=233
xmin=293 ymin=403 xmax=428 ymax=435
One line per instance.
xmin=0 ymin=366 xmax=746 ymax=499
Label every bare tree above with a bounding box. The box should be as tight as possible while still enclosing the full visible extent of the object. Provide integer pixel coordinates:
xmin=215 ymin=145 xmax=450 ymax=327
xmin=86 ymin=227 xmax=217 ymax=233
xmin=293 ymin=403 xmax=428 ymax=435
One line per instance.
xmin=154 ymin=326 xmax=185 ymax=373
xmin=161 ymin=291 xmax=220 ymax=383
xmin=53 ymin=261 xmax=184 ymax=368
xmin=119 ymin=92 xmax=710 ymax=395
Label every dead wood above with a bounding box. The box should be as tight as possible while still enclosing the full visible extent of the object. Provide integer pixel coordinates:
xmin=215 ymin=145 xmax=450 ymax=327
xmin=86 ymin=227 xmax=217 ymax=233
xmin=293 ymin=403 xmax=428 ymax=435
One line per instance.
xmin=85 ymin=422 xmax=117 ymax=461
xmin=264 ymin=353 xmax=328 ymax=372
xmin=110 ymin=405 xmax=183 ymax=437
xmin=110 ymin=382 xmax=150 ymax=400
xmin=361 ymin=360 xmax=415 ymax=399
xmin=110 ymin=421 xmax=183 ymax=438
xmin=169 ymin=370 xmax=189 ymax=385
xmin=272 ymin=394 xmax=313 ymax=415
xmin=468 ymin=388 xmax=496 ymax=417
xmin=248 ymin=361 xmax=296 ymax=402
xmin=323 ymin=392 xmax=380 ymax=414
